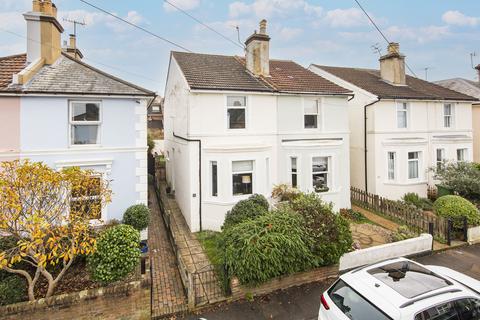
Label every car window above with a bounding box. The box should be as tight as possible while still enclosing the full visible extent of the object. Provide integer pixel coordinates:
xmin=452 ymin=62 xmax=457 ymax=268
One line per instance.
xmin=456 ymin=298 xmax=480 ymax=320
xmin=328 ymin=280 xmax=391 ymax=320
xmin=414 ymin=301 xmax=459 ymax=320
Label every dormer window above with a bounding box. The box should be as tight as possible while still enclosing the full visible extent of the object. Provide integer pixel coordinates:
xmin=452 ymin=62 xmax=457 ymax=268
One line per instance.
xmin=227 ymin=96 xmax=246 ymax=129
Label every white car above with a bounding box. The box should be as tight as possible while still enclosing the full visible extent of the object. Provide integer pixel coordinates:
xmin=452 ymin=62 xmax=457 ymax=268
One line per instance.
xmin=318 ymin=257 xmax=480 ymax=320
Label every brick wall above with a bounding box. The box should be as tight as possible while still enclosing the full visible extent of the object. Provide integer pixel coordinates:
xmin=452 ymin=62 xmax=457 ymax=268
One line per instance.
xmin=230 ymin=265 xmax=338 ymax=300
xmin=0 ymin=267 xmax=151 ymax=320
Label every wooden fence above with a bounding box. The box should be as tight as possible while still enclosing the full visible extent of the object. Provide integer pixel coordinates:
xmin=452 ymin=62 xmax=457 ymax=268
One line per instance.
xmin=351 ymin=187 xmax=449 ymax=241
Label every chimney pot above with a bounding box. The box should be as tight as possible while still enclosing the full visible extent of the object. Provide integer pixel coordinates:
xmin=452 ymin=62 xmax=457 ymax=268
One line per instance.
xmin=259 ymin=19 xmax=267 ymax=35
xmin=388 ymin=42 xmax=400 ymax=55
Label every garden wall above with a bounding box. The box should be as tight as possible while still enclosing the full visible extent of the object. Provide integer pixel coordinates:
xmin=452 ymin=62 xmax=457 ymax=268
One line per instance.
xmin=0 ymin=263 xmax=151 ymax=320
xmin=230 ymin=265 xmax=338 ymax=300
xmin=339 ymin=233 xmax=433 ymax=271
xmin=468 ymin=226 xmax=480 ymax=245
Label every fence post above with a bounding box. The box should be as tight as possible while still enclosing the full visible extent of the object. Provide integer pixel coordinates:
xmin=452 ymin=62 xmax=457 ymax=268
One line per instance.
xmin=447 ymin=219 xmax=453 ymax=246
xmin=187 ymin=272 xmax=196 ymax=310
xmin=463 ymin=217 xmax=468 ymax=242
xmin=428 ymin=222 xmax=434 ymax=250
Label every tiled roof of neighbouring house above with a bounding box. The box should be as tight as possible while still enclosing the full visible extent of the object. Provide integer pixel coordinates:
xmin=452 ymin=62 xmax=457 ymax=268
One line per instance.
xmin=314 ymin=65 xmax=478 ymax=101
xmin=172 ymin=51 xmax=351 ymax=95
xmin=1 ymin=53 xmax=155 ymax=96
xmin=435 ymin=78 xmax=480 ymax=101
xmin=0 ymin=54 xmax=27 ymax=90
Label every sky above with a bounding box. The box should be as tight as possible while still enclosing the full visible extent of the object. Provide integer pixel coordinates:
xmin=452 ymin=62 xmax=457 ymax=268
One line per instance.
xmin=0 ymin=0 xmax=479 ymax=94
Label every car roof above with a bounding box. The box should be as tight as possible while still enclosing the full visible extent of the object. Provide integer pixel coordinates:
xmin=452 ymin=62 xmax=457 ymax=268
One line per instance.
xmin=339 ymin=258 xmax=478 ymax=318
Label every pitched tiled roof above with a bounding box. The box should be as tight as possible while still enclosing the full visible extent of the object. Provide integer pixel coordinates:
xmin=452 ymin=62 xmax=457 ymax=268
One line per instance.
xmin=0 ymin=54 xmax=26 ymax=90
xmin=315 ymin=65 xmax=477 ymax=101
xmin=172 ymin=51 xmax=351 ymax=95
xmin=1 ymin=53 xmax=154 ymax=96
xmin=435 ymin=78 xmax=480 ymax=100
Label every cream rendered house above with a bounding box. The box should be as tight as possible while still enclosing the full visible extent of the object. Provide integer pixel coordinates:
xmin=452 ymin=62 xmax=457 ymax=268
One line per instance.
xmin=310 ymin=43 xmax=478 ymax=200
xmin=435 ymin=66 xmax=480 ymax=162
xmin=164 ymin=21 xmax=353 ymax=232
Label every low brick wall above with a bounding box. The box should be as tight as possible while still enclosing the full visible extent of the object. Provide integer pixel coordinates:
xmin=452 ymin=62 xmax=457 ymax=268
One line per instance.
xmin=230 ymin=265 xmax=338 ymax=300
xmin=0 ymin=262 xmax=151 ymax=320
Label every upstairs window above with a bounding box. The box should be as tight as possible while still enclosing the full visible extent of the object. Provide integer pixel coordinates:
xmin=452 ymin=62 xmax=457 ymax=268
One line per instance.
xmin=232 ymin=160 xmax=253 ymax=195
xmin=443 ymin=103 xmax=453 ymax=128
xmin=304 ymin=99 xmax=319 ymax=129
xmin=70 ymin=101 xmax=101 ymax=145
xmin=397 ymin=102 xmax=408 ymax=128
xmin=227 ymin=96 xmax=246 ymax=129
xmin=151 ymin=105 xmax=160 ymax=113
xmin=408 ymin=151 xmax=420 ymax=179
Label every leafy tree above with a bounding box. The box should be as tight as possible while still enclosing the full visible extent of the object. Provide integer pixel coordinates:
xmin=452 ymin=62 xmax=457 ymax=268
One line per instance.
xmin=433 ymin=162 xmax=480 ymax=202
xmin=0 ymin=160 xmax=111 ymax=301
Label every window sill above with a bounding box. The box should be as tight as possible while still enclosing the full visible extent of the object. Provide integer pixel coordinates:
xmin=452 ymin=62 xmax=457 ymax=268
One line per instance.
xmin=383 ymin=180 xmax=427 ymax=186
xmin=69 ymin=144 xmax=102 ymax=148
xmin=314 ymin=188 xmax=340 ymax=196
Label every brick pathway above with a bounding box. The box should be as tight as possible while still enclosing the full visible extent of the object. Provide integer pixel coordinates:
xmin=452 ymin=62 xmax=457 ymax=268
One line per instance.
xmin=149 ymin=185 xmax=188 ymax=318
xmin=158 ymin=182 xmax=225 ymax=306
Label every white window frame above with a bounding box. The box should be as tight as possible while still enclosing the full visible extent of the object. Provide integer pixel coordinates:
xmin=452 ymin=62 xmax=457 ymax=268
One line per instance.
xmin=443 ymin=103 xmax=454 ymax=128
xmin=226 ymin=95 xmax=247 ymax=130
xmin=69 ymin=173 xmax=106 ymax=223
xmin=303 ymin=98 xmax=321 ymax=129
xmin=231 ymin=160 xmax=254 ymax=196
xmin=387 ymin=151 xmax=396 ymax=181
xmin=457 ymin=148 xmax=468 ymax=162
xmin=69 ymin=100 xmax=102 ymax=147
xmin=396 ymin=102 xmax=408 ymax=129
xmin=210 ymin=161 xmax=218 ymax=197
xmin=311 ymin=156 xmax=331 ymax=193
xmin=290 ymin=156 xmax=299 ymax=188
xmin=436 ymin=148 xmax=445 ymax=170
xmin=407 ymin=151 xmax=421 ymax=180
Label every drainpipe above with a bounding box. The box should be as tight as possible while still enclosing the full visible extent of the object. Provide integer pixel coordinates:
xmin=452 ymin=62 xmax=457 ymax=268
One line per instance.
xmin=173 ymin=132 xmax=202 ymax=232
xmin=364 ymin=98 xmax=380 ymax=192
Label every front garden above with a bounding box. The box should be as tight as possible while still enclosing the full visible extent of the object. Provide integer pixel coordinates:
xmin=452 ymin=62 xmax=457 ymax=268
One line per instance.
xmin=0 ymin=160 xmax=150 ymax=307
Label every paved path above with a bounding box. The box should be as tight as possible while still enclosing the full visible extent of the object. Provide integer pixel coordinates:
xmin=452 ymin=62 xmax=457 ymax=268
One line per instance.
xmin=149 ymin=185 xmax=188 ymax=318
xmin=183 ymin=245 xmax=480 ymax=320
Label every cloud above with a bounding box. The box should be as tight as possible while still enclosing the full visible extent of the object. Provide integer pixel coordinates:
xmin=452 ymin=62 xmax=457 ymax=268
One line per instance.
xmin=0 ymin=12 xmax=26 ymax=31
xmin=228 ymin=0 xmax=315 ymax=19
xmin=163 ymin=0 xmax=200 ymax=12
xmin=385 ymin=25 xmax=450 ymax=43
xmin=0 ymin=0 xmax=30 ymax=11
xmin=442 ymin=10 xmax=479 ymax=27
xmin=303 ymin=3 xmax=323 ymax=17
xmin=324 ymin=8 xmax=369 ymax=28
xmin=59 ymin=10 xmax=145 ymax=33
xmin=278 ymin=27 xmax=303 ymax=40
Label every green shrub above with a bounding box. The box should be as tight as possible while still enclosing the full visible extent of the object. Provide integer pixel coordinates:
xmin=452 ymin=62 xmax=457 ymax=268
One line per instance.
xmin=0 ymin=276 xmax=26 ymax=306
xmin=147 ymin=134 xmax=155 ymax=154
xmin=247 ymin=194 xmax=269 ymax=211
xmin=222 ymin=196 xmax=269 ymax=230
xmin=340 ymin=209 xmax=368 ymax=223
xmin=88 ymin=224 xmax=140 ymax=284
xmin=289 ymin=193 xmax=353 ymax=266
xmin=123 ymin=204 xmax=150 ymax=231
xmin=402 ymin=193 xmax=433 ymax=211
xmin=433 ymin=162 xmax=480 ymax=201
xmin=390 ymin=225 xmax=417 ymax=242
xmin=223 ymin=209 xmax=316 ymax=285
xmin=433 ymin=195 xmax=480 ymax=227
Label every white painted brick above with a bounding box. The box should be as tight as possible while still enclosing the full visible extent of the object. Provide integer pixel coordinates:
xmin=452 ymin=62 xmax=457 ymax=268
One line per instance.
xmin=139 ymin=159 xmax=147 ymax=168
xmin=135 ymin=183 xmax=148 ymax=192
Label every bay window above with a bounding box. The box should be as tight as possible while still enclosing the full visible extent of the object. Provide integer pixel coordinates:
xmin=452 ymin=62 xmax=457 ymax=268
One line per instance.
xmin=436 ymin=148 xmax=445 ymax=170
xmin=457 ymin=148 xmax=467 ymax=162
xmin=211 ymin=161 xmax=218 ymax=197
xmin=232 ymin=160 xmax=253 ymax=195
xmin=312 ymin=156 xmax=329 ymax=192
xmin=70 ymin=101 xmax=101 ymax=145
xmin=70 ymin=175 xmax=102 ymax=220
xmin=290 ymin=157 xmax=298 ymax=188
xmin=227 ymin=96 xmax=246 ymax=129
xmin=408 ymin=152 xmax=420 ymax=179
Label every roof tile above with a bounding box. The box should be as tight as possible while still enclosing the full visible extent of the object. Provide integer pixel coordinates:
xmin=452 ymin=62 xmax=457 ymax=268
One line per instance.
xmin=0 ymin=54 xmax=26 ymax=90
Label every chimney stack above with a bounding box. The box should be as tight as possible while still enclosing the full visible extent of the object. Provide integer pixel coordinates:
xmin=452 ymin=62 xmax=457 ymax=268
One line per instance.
xmin=24 ymin=0 xmax=64 ymax=65
xmin=64 ymin=34 xmax=84 ymax=60
xmin=476 ymin=64 xmax=480 ymax=84
xmin=245 ymin=19 xmax=270 ymax=77
xmin=379 ymin=42 xmax=406 ymax=85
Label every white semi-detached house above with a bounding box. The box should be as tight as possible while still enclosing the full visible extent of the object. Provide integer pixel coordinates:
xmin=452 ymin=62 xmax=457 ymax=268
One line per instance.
xmin=0 ymin=1 xmax=155 ymax=230
xmin=164 ymin=20 xmax=353 ymax=232
xmin=310 ymin=43 xmax=478 ymax=200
